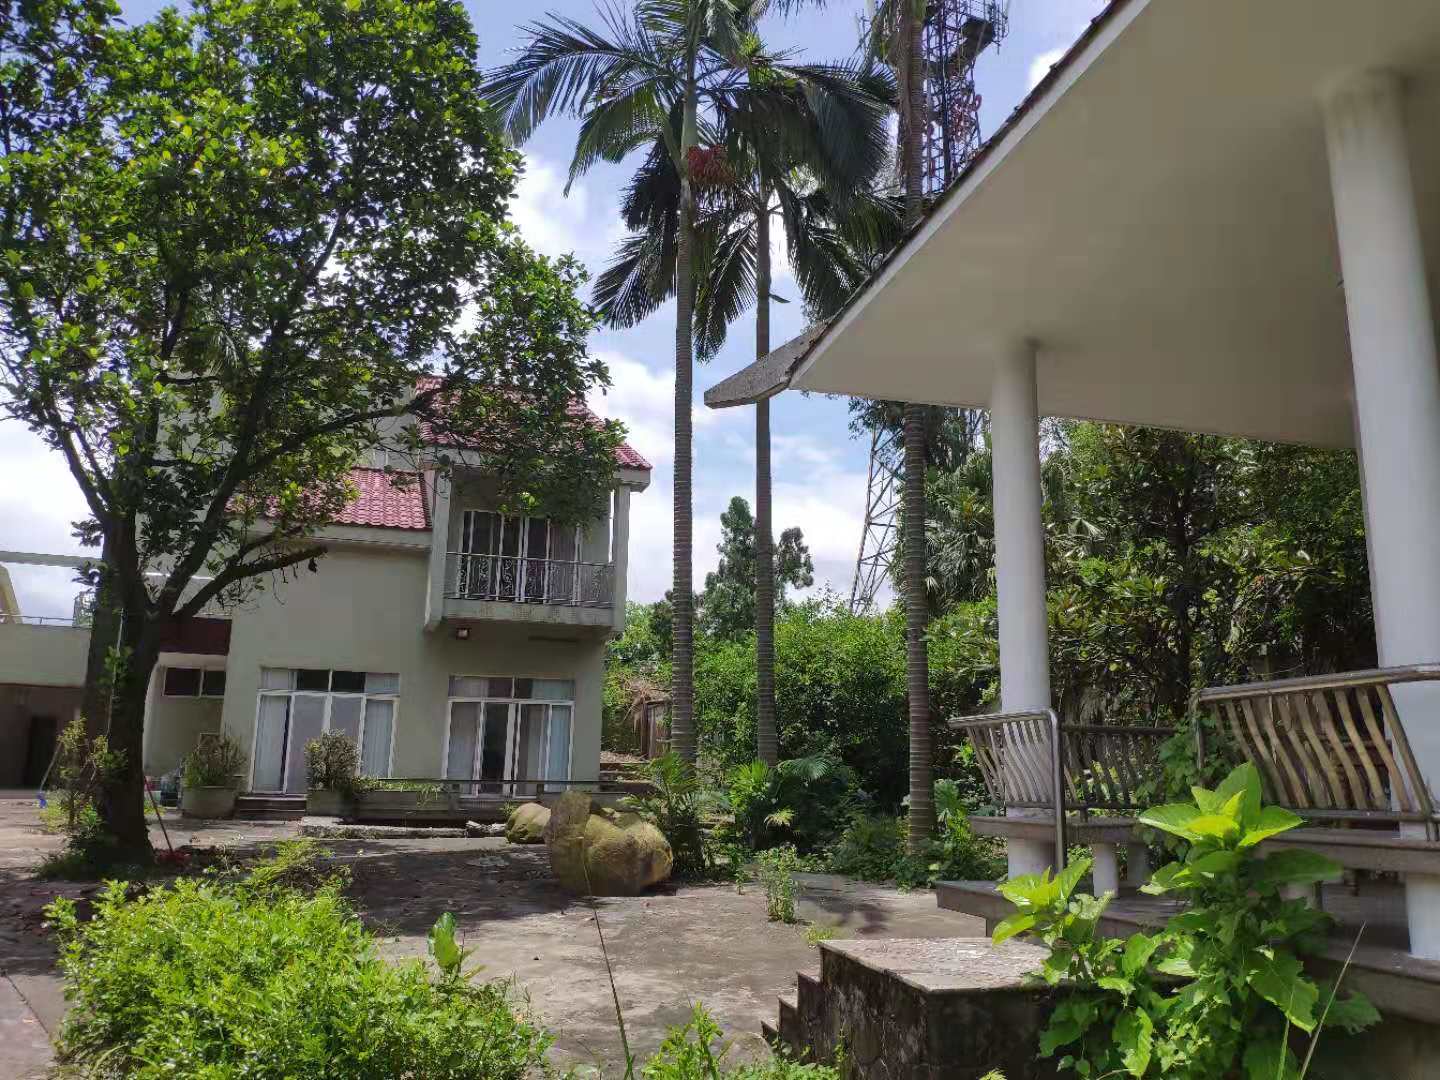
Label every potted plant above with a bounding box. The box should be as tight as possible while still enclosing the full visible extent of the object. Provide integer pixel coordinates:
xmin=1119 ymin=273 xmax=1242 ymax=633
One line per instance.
xmin=179 ymin=734 xmax=247 ymax=819
xmin=305 ymin=730 xmax=360 ymax=817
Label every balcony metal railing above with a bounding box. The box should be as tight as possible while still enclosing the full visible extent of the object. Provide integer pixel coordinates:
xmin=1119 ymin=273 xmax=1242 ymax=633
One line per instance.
xmin=443 ymin=552 xmax=613 ymax=608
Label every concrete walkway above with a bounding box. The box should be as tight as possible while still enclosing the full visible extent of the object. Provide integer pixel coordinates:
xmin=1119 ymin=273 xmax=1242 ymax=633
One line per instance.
xmin=0 ymin=794 xmax=984 ymax=1076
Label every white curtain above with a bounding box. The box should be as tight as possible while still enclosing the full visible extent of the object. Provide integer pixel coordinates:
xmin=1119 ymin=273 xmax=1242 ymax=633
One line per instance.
xmin=446 ymin=703 xmax=479 ymax=781
xmin=284 ymin=696 xmax=326 ymax=794
xmin=546 ymin=705 xmax=572 ymax=792
xmin=252 ymin=696 xmax=290 ymax=792
xmin=361 ymin=699 xmax=394 ymax=777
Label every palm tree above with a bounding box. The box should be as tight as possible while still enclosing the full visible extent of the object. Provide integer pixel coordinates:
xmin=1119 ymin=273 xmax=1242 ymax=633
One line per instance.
xmin=578 ymin=21 xmax=895 ymax=768
xmin=483 ymin=1 xmax=752 ymax=764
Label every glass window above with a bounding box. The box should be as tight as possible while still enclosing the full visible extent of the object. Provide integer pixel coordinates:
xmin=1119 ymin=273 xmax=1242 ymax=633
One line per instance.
xmin=260 ymin=667 xmax=294 ymax=691
xmin=331 ymin=670 xmax=366 ymax=693
xmin=330 ymin=696 xmax=362 ymax=742
xmin=532 ymin=678 xmax=574 ymax=701
xmin=546 ymin=705 xmax=572 ymax=792
xmin=361 ymin=699 xmax=394 ymax=777
xmin=486 ymin=677 xmax=514 ymax=699
xmin=448 ymin=676 xmax=486 ymax=698
xmin=163 ymin=667 xmax=201 ymax=697
xmin=201 ymin=669 xmax=226 ymax=697
xmin=512 ymin=677 xmax=534 ymax=700
xmin=365 ymin=672 xmax=399 ymax=695
xmin=295 ymin=669 xmax=329 ymax=692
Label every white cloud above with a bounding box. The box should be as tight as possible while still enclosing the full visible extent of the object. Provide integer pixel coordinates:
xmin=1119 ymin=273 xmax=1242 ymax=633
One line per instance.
xmin=0 ymin=420 xmax=95 ymax=617
xmin=507 ymin=158 xmax=626 ymax=264
xmin=586 ymin=350 xmax=725 ymax=469
xmin=1027 ymin=46 xmax=1067 ymax=91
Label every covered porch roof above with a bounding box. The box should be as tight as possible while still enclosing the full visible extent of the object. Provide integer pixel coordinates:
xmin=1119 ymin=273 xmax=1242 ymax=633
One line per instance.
xmin=705 ymin=0 xmax=1440 ymax=449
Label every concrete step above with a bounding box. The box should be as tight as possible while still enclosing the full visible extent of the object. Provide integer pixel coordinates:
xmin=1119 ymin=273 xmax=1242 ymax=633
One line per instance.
xmin=760 ymin=1019 xmax=780 ymax=1049
xmin=234 ymin=795 xmax=305 ymax=821
xmin=776 ymin=993 xmax=801 ymax=1055
xmin=796 ymin=969 xmax=823 ymax=1017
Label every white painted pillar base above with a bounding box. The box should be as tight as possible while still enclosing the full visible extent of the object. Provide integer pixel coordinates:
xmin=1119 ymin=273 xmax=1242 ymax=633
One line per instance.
xmin=991 ymin=341 xmax=1055 ymax=878
xmin=1125 ymin=842 xmax=1151 ymax=888
xmin=1091 ymin=846 xmax=1120 ymax=896
xmin=1323 ymin=69 xmax=1440 ymax=960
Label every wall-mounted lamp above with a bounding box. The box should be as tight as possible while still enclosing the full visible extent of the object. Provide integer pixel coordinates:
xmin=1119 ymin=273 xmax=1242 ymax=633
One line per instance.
xmin=454 ymin=627 xmax=470 ymax=641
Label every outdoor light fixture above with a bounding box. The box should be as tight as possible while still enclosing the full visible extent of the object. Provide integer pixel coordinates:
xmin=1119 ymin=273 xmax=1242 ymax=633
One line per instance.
xmin=454 ymin=627 xmax=470 ymax=640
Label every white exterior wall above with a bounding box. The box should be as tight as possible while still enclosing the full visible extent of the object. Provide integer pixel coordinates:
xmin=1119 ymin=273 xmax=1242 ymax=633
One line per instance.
xmin=217 ymin=544 xmax=608 ymax=785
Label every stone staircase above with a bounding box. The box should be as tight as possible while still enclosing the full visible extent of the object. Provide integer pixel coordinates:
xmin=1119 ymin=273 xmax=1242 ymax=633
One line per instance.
xmin=233 ymin=794 xmax=306 ymax=821
xmin=764 ymin=938 xmax=1060 ymax=1080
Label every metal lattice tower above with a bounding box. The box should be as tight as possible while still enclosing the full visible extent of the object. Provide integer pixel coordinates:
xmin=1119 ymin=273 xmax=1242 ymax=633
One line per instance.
xmin=849 ymin=426 xmax=903 ymax=612
xmin=850 ymin=0 xmax=1009 ymax=612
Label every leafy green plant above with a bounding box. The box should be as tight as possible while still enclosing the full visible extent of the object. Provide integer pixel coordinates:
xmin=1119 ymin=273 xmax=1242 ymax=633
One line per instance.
xmin=724 ymin=753 xmax=857 ymax=854
xmin=36 ymin=718 xmax=128 ymax=876
xmin=757 ymin=845 xmax=802 ymax=923
xmin=304 ymin=730 xmax=360 ymax=794
xmin=181 ymin=734 xmax=246 ymax=789
xmin=641 ymin=1002 xmax=838 ymax=1079
xmin=45 ymin=855 xmax=548 ymax=1078
xmin=994 ymin=764 xmax=1379 ymax=1078
xmin=626 ymin=752 xmax=713 ymax=879
xmin=804 ymin=925 xmax=841 ymax=947
xmin=930 ymin=778 xmax=1005 ymax=882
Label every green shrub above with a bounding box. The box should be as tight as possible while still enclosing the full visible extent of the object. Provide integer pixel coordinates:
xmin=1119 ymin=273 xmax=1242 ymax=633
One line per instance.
xmin=642 ymin=1002 xmax=838 ymax=1079
xmin=724 ymin=753 xmax=857 ymax=855
xmin=930 ymin=779 xmax=1005 ymax=882
xmin=181 ymin=734 xmax=246 ymax=788
xmin=304 ymin=730 xmax=360 ymax=793
xmin=757 ymin=845 xmax=801 ymax=923
xmin=46 ymin=858 xmax=549 ymax=1078
xmin=825 ymin=813 xmax=908 ymax=883
xmin=626 ymin=752 xmax=714 ymax=879
xmin=995 ymin=763 xmax=1379 ymax=1078
xmin=37 ymin=718 xmax=128 ymax=876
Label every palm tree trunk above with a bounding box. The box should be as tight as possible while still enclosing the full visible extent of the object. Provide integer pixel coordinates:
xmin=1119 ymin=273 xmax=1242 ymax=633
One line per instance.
xmin=754 ymin=192 xmax=778 ymax=766
xmin=900 ymin=1 xmax=935 ymax=853
xmin=669 ymin=59 xmax=700 ymax=765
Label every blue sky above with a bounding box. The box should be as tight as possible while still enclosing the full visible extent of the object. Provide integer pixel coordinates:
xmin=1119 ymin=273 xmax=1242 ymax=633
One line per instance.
xmin=1 ymin=0 xmax=1104 ymax=616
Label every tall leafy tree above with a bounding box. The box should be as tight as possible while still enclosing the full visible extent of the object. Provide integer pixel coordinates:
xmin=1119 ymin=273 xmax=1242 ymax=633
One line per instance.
xmin=0 ymin=0 xmax=621 ymax=856
xmin=700 ymin=495 xmax=813 ymax=641
xmin=488 ymin=1 xmax=889 ymax=764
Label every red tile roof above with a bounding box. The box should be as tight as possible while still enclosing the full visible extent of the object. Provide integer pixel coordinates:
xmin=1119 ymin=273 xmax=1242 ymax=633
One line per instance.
xmin=414 ymin=376 xmax=650 ymax=471
xmin=332 ymin=468 xmax=430 ymax=531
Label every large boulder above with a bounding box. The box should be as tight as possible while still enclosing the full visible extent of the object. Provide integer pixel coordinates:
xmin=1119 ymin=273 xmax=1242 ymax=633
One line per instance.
xmin=545 ymin=791 xmax=673 ymax=896
xmin=505 ymin=802 xmax=551 ymax=844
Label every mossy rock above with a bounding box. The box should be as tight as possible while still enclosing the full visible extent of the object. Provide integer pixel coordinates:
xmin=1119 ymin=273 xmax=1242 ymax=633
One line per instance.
xmin=546 ymin=792 xmax=672 ymax=896
xmin=505 ymin=802 xmax=551 ymax=844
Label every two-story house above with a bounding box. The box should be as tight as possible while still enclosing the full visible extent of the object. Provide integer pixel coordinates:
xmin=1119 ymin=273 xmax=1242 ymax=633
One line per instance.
xmin=0 ymin=413 xmax=649 ymax=804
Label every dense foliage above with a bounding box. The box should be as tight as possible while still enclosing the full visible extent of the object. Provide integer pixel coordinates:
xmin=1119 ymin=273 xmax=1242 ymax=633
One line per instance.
xmin=304 ymin=731 xmax=361 ymax=794
xmin=701 ymin=496 xmax=814 ymax=641
xmin=46 ymin=845 xmax=551 ymax=1078
xmin=180 ymin=734 xmax=246 ymax=789
xmin=995 ymin=765 xmax=1378 ymax=1078
xmin=1 ymin=0 xmax=621 ymax=855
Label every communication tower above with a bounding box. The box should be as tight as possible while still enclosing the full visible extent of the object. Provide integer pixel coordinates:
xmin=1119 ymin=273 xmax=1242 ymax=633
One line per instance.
xmin=850 ymin=0 xmax=1010 ymax=611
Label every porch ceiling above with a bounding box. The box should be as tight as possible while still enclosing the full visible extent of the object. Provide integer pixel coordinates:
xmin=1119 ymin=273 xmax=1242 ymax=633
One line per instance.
xmin=785 ymin=0 xmax=1440 ymax=448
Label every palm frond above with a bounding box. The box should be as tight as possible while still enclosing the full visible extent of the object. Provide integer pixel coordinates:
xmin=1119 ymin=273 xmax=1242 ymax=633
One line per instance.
xmin=566 ymin=83 xmax=670 ymax=192
xmin=593 ymin=229 xmax=674 ymax=328
xmin=694 ymin=211 xmax=757 ymax=361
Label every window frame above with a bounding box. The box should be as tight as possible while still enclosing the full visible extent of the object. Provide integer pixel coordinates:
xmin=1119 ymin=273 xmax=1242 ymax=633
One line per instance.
xmin=441 ymin=673 xmax=576 ymax=794
xmin=249 ymin=669 xmax=400 ymax=793
xmin=162 ymin=666 xmax=226 ymax=699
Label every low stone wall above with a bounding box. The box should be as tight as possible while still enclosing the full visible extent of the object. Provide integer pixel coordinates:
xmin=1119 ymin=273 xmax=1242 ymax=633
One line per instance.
xmin=777 ymin=938 xmax=1060 ymax=1080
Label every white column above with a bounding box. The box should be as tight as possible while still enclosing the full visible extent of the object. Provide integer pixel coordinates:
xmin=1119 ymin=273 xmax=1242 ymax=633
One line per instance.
xmin=1091 ymin=846 xmax=1120 ymax=896
xmin=1323 ymin=69 xmax=1440 ymax=959
xmin=610 ymin=484 xmax=631 ymax=632
xmin=991 ymin=341 xmax=1055 ymax=878
xmin=1125 ymin=842 xmax=1151 ymax=888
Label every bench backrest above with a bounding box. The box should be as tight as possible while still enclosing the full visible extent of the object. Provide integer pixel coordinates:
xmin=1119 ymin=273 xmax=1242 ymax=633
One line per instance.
xmin=1193 ymin=665 xmax=1440 ymax=837
xmin=952 ymin=711 xmax=1175 ymax=815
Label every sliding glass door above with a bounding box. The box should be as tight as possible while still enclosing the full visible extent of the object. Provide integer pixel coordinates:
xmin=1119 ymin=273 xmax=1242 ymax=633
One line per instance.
xmin=251 ymin=669 xmax=398 ymax=794
xmin=444 ymin=676 xmax=573 ymax=796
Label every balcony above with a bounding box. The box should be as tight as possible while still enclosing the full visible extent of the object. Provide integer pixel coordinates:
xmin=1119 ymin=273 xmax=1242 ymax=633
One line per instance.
xmin=438 ymin=552 xmax=615 ymax=630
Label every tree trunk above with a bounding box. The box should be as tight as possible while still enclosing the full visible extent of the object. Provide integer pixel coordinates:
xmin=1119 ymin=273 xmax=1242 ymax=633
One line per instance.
xmin=97 ymin=603 xmax=159 ymax=859
xmin=754 ymin=194 xmax=778 ymax=766
xmin=78 ymin=536 xmax=119 ymax=738
xmin=901 ymin=3 xmax=935 ymax=854
xmin=669 ymin=63 xmax=700 ymax=765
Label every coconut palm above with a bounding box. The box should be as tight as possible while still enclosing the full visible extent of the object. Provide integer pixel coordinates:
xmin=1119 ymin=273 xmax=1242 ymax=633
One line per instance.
xmin=483 ymin=0 xmax=754 ymax=764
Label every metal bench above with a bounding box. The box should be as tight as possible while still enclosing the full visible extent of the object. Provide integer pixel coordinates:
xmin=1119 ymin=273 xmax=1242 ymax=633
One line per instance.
xmin=1193 ymin=665 xmax=1440 ymax=875
xmin=951 ymin=709 xmax=1176 ymax=892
